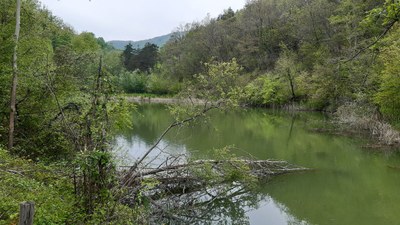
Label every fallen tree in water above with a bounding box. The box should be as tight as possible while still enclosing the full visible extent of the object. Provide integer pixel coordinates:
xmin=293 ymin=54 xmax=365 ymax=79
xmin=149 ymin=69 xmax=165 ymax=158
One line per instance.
xmin=122 ymin=159 xmax=309 ymax=187
xmin=117 ymin=151 xmax=309 ymax=224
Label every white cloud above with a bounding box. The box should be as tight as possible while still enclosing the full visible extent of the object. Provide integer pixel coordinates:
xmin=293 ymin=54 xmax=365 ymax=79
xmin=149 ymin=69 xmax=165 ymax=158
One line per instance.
xmin=39 ymin=0 xmax=246 ymax=41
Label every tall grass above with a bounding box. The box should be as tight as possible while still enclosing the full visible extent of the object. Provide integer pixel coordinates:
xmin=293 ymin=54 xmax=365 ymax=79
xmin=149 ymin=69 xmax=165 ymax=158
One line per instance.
xmin=335 ymin=102 xmax=400 ymax=145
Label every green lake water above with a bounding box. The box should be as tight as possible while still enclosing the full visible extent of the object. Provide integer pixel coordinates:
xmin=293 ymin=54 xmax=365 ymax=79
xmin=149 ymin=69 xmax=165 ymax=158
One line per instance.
xmin=114 ymin=104 xmax=400 ymax=225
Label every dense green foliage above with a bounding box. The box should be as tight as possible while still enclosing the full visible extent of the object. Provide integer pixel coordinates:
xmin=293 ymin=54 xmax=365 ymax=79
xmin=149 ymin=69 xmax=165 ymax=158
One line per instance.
xmin=158 ymin=0 xmax=400 ymax=122
xmin=0 ymin=0 xmax=125 ymax=157
xmin=0 ymin=0 xmax=128 ymax=223
xmin=374 ymin=30 xmax=400 ymax=123
xmin=0 ymin=147 xmax=74 ymax=224
xmin=119 ymin=70 xmax=149 ymax=93
xmin=117 ymin=68 xmax=181 ymax=95
xmin=122 ymin=42 xmax=159 ymax=72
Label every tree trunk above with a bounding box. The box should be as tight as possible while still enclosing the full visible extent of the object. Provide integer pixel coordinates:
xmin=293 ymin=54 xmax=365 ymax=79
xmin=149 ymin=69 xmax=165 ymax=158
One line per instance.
xmin=8 ymin=0 xmax=21 ymax=150
xmin=287 ymin=68 xmax=296 ymax=101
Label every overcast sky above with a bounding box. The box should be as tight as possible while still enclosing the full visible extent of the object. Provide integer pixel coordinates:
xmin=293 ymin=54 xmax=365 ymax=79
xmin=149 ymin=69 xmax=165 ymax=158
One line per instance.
xmin=39 ymin=0 xmax=246 ymax=41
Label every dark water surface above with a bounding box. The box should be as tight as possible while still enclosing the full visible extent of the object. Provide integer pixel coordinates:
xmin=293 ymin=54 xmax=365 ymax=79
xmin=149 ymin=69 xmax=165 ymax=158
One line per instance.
xmin=114 ymin=104 xmax=400 ymax=225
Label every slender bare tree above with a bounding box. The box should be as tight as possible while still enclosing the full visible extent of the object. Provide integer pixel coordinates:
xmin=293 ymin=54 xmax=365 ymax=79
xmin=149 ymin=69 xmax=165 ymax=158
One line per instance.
xmin=8 ymin=0 xmax=21 ymax=150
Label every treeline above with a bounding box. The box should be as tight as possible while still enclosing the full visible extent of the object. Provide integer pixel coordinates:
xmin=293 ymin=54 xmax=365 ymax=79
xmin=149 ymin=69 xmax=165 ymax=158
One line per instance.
xmin=122 ymin=42 xmax=158 ymax=72
xmin=0 ymin=0 xmax=125 ymax=157
xmin=0 ymin=1 xmax=131 ymax=222
xmin=118 ymin=42 xmax=181 ymax=94
xmin=150 ymin=0 xmax=399 ymax=124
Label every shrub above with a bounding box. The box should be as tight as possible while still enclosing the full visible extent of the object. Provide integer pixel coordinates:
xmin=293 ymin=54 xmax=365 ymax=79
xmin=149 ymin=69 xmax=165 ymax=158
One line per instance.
xmin=374 ymin=31 xmax=400 ymax=124
xmin=244 ymin=75 xmax=288 ymax=106
xmin=147 ymin=74 xmax=181 ymax=95
xmin=119 ymin=71 xmax=148 ymax=93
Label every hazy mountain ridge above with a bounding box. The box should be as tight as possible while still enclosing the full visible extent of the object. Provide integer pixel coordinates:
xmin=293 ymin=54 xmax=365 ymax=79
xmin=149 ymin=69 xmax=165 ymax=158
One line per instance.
xmin=108 ymin=33 xmax=172 ymax=50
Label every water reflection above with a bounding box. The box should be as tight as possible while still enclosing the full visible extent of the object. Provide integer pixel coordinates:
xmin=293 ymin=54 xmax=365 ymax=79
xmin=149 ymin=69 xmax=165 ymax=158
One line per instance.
xmin=150 ymin=182 xmax=260 ymax=225
xmin=247 ymin=196 xmax=311 ymax=225
xmin=114 ymin=136 xmax=189 ymax=167
xmin=144 ymin=178 xmax=307 ymax=225
xmin=113 ymin=104 xmax=400 ymax=225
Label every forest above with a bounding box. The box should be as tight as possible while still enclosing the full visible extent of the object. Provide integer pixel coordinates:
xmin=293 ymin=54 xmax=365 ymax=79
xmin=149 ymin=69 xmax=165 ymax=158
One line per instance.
xmin=120 ymin=0 xmax=400 ymax=124
xmin=0 ymin=0 xmax=400 ymax=224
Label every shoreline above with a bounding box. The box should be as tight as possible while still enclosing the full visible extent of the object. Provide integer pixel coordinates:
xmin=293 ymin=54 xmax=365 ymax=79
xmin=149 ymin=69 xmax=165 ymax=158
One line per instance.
xmin=123 ymin=96 xmax=206 ymax=105
xmin=124 ymin=96 xmax=180 ymax=104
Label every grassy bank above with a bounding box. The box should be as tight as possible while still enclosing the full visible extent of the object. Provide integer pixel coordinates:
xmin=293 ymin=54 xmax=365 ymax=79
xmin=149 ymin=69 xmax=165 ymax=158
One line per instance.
xmin=0 ymin=148 xmax=74 ymax=224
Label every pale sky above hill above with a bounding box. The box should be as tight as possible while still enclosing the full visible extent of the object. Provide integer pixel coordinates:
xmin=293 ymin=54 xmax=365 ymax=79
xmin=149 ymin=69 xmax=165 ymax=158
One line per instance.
xmin=39 ymin=0 xmax=246 ymax=41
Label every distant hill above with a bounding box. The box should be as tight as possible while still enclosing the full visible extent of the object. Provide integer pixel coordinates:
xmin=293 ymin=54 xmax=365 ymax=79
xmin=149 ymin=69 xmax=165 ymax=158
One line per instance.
xmin=108 ymin=33 xmax=173 ymax=50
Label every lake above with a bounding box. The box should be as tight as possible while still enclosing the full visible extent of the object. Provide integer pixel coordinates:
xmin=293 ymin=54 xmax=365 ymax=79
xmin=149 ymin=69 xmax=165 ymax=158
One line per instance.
xmin=114 ymin=104 xmax=400 ymax=225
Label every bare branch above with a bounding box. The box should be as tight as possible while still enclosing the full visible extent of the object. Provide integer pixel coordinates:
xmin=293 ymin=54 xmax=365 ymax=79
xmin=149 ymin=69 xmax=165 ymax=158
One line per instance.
xmin=343 ymin=20 xmax=397 ymax=63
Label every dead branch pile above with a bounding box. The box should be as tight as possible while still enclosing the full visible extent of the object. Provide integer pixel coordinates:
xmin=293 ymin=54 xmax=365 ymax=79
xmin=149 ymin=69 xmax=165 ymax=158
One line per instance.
xmin=117 ymin=157 xmax=309 ymax=224
xmin=122 ymin=158 xmax=309 ymax=187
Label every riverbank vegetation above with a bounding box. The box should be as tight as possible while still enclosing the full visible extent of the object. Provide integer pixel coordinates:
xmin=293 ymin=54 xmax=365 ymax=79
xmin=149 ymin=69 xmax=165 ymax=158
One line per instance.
xmin=119 ymin=1 xmax=400 ymax=129
xmin=1 ymin=0 xmax=400 ymax=223
xmin=119 ymin=0 xmax=400 ymax=143
xmin=121 ymin=0 xmax=400 ymax=124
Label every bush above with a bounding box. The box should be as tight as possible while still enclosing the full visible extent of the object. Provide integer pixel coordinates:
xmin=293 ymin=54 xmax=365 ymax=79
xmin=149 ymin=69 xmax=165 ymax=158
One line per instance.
xmin=119 ymin=71 xmax=149 ymax=93
xmin=244 ymin=75 xmax=288 ymax=106
xmin=147 ymin=74 xmax=181 ymax=95
xmin=374 ymin=30 xmax=400 ymax=124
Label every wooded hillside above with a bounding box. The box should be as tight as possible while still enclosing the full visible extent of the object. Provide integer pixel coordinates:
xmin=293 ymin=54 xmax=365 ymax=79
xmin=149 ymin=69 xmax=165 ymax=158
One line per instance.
xmin=156 ymin=0 xmax=400 ymax=124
